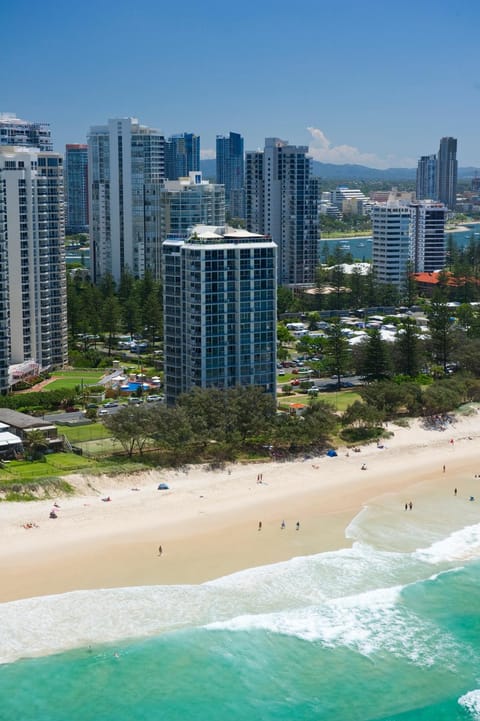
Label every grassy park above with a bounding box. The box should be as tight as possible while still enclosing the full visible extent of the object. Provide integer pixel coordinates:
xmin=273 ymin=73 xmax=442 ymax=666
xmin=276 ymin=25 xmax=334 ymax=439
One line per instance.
xmin=45 ymin=370 xmax=106 ymax=391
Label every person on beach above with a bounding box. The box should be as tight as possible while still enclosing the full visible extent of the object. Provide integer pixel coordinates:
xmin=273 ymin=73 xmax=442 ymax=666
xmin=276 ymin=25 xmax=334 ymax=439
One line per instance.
xmin=296 ymin=521 xmax=300 ymax=531
xmin=158 ymin=545 xmax=163 ymax=556
xmin=443 ymin=465 xmax=446 ymax=473
xmin=405 ymin=503 xmax=408 ymax=511
xmin=258 ymin=521 xmax=262 ymax=531
xmin=281 ymin=520 xmax=286 ymax=530
xmin=454 ymin=488 xmax=457 ymax=496
xmin=409 ymin=501 xmax=413 ymax=510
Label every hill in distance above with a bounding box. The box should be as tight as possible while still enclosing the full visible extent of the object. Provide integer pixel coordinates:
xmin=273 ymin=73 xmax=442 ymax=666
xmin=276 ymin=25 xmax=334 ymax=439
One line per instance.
xmin=201 ymin=159 xmax=479 ymax=181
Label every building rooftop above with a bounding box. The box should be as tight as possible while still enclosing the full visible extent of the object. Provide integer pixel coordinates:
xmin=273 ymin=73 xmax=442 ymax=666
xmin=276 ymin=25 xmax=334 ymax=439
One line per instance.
xmin=0 ymin=409 xmax=54 ymax=430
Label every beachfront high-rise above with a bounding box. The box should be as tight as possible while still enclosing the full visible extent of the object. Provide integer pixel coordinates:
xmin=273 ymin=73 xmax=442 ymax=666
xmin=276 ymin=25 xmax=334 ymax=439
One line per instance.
xmin=159 ymin=172 xmax=225 ymax=240
xmin=0 ymin=146 xmax=68 ymax=392
xmin=88 ymin=117 xmax=165 ymax=283
xmin=416 ymin=154 xmax=437 ymax=201
xmin=0 ymin=113 xmax=52 ymax=152
xmin=162 ymin=225 xmax=277 ymax=406
xmin=372 ymin=192 xmax=447 ymax=286
xmin=436 ymin=136 xmax=457 ymax=210
xmin=165 ymin=133 xmax=200 ymax=181
xmin=65 ymin=144 xmax=89 ymax=235
xmin=216 ymin=132 xmax=245 ymax=219
xmin=245 ymin=138 xmax=319 ymax=286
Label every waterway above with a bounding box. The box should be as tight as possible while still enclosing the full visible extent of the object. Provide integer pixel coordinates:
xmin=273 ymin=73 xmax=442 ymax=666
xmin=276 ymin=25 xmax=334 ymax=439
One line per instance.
xmin=321 ymin=223 xmax=480 ymax=263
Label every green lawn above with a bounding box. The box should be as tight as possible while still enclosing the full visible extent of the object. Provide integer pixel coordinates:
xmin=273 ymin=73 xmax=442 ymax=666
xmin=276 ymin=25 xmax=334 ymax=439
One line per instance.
xmin=323 ymin=390 xmax=362 ymax=412
xmin=46 ymin=370 xmax=105 ymax=391
xmin=0 ymin=453 xmax=96 ymax=482
xmin=279 ymin=389 xmax=361 ymax=412
xmin=57 ymin=422 xmax=112 ymax=443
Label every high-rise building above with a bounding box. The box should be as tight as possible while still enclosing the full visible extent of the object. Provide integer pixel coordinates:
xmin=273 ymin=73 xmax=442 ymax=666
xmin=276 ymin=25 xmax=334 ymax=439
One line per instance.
xmin=245 ymin=138 xmax=319 ymax=286
xmin=372 ymin=193 xmax=446 ymax=286
xmin=65 ymin=144 xmax=89 ymax=235
xmin=0 ymin=113 xmax=52 ymax=152
xmin=436 ymin=137 xmax=457 ymax=210
xmin=163 ymin=225 xmax=277 ymax=406
xmin=165 ymin=133 xmax=200 ymax=180
xmin=0 ymin=147 xmax=68 ymax=391
xmin=409 ymin=200 xmax=447 ymax=273
xmin=216 ymin=132 xmax=245 ymax=219
xmin=416 ymin=155 xmax=437 ymax=201
xmin=88 ymin=117 xmax=165 ymax=283
xmin=159 ymin=172 xmax=225 ymax=240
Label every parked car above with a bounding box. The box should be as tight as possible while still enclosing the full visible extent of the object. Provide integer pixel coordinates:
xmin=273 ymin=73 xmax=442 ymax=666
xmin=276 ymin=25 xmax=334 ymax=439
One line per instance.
xmin=146 ymin=395 xmax=164 ymax=403
xmin=290 ymin=379 xmax=300 ymax=386
xmin=157 ymin=483 xmax=170 ymax=490
xmin=104 ymin=402 xmax=119 ymax=408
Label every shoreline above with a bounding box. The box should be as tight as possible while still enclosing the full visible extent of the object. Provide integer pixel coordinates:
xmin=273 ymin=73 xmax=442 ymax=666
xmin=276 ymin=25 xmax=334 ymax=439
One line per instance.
xmin=1 ymin=412 xmax=480 ymax=603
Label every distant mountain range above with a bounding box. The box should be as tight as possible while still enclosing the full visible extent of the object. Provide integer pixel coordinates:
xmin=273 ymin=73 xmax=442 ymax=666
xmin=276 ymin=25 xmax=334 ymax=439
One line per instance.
xmin=200 ymin=159 xmax=479 ymax=182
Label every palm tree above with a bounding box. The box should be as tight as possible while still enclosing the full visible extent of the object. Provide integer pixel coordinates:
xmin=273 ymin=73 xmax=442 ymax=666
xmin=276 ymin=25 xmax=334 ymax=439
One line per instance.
xmin=25 ymin=429 xmax=48 ymax=461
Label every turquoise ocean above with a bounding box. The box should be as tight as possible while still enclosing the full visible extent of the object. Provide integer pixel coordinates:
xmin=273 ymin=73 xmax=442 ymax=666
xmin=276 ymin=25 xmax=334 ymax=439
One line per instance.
xmin=2 ymin=489 xmax=480 ymax=721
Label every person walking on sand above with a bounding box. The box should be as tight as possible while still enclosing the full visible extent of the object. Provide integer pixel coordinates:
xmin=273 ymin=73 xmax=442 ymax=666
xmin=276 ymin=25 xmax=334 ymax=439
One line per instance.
xmin=158 ymin=545 xmax=163 ymax=556
xmin=296 ymin=521 xmax=300 ymax=531
xmin=281 ymin=520 xmax=286 ymax=530
xmin=405 ymin=503 xmax=408 ymax=511
xmin=454 ymin=488 xmax=457 ymax=496
xmin=409 ymin=501 xmax=413 ymax=510
xmin=443 ymin=465 xmax=446 ymax=473
xmin=258 ymin=521 xmax=262 ymax=531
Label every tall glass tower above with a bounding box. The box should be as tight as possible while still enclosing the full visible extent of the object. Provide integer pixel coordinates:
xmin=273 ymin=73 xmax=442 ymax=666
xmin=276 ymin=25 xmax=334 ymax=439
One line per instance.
xmin=165 ymin=133 xmax=200 ymax=180
xmin=65 ymin=144 xmax=89 ymax=234
xmin=436 ymin=137 xmax=457 ymax=210
xmin=216 ymin=132 xmax=244 ymax=219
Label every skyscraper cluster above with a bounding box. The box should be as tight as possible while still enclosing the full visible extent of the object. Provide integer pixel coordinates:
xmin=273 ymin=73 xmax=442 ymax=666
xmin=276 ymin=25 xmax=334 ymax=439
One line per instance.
xmin=0 ymin=108 xmax=464 ymax=404
xmin=416 ymin=137 xmax=458 ymax=210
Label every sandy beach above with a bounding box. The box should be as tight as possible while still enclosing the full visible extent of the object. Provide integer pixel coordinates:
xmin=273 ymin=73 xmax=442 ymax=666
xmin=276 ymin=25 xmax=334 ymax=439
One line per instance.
xmin=1 ymin=411 xmax=480 ymax=603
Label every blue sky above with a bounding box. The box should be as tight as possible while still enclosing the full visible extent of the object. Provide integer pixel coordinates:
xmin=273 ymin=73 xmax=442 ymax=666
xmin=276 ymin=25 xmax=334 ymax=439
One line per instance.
xmin=2 ymin=0 xmax=479 ymax=168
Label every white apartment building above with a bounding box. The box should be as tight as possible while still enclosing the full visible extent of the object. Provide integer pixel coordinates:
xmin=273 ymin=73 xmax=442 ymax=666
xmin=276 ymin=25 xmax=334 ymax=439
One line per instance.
xmin=88 ymin=117 xmax=165 ymax=283
xmin=245 ymin=138 xmax=319 ymax=286
xmin=372 ymin=193 xmax=446 ymax=286
xmin=0 ymin=113 xmax=52 ymax=152
xmin=332 ymin=187 xmax=370 ymax=215
xmin=0 ymin=147 xmax=68 ymax=391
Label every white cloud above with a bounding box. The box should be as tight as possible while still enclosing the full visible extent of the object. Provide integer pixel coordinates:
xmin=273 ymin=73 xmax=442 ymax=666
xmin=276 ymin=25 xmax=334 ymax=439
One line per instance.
xmin=307 ymin=127 xmax=413 ymax=169
xmin=200 ymin=148 xmax=215 ymax=160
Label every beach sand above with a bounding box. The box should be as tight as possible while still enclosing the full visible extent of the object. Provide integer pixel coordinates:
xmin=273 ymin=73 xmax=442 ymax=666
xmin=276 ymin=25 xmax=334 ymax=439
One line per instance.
xmin=1 ymin=412 xmax=480 ymax=603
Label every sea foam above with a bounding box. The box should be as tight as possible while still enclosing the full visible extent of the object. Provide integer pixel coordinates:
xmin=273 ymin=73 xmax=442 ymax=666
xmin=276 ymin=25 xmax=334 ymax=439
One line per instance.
xmin=414 ymin=522 xmax=480 ymax=564
xmin=459 ymin=689 xmax=480 ymax=719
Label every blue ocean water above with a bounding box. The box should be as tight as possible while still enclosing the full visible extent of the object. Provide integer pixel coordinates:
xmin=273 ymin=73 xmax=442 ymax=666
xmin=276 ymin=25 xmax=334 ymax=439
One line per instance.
xmin=322 ymin=222 xmax=480 ymax=263
xmin=2 ymin=493 xmax=480 ymax=720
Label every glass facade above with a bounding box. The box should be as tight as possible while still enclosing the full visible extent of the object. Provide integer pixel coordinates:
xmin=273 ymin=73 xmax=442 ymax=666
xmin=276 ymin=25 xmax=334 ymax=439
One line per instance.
xmin=65 ymin=144 xmax=88 ymax=234
xmin=216 ymin=132 xmax=245 ymax=219
xmin=163 ymin=228 xmax=277 ymax=406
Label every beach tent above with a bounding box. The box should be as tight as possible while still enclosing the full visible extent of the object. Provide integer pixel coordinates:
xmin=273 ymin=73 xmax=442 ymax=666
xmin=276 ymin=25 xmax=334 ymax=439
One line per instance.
xmin=326 ymin=449 xmax=337 ymax=457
